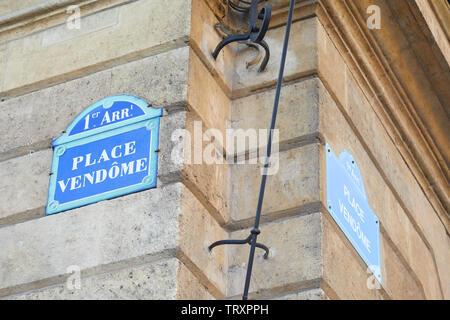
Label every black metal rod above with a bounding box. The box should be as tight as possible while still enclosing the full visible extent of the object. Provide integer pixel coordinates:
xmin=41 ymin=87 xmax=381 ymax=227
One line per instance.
xmin=208 ymin=235 xmax=270 ymax=259
xmin=242 ymin=0 xmax=296 ymax=301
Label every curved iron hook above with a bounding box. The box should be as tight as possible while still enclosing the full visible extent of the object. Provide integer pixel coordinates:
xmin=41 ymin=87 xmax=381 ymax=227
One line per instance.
xmin=214 ymin=23 xmax=269 ymax=72
xmin=208 ymin=233 xmax=269 ymax=259
xmin=212 ymin=34 xmax=249 ymax=59
xmin=257 ymin=39 xmax=270 ymax=72
xmin=212 ymin=0 xmax=272 ymax=72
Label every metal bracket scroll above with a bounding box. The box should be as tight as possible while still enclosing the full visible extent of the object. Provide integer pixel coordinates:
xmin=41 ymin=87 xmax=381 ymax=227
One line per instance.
xmin=212 ymin=0 xmax=272 ymax=72
xmin=208 ymin=230 xmax=270 ymax=260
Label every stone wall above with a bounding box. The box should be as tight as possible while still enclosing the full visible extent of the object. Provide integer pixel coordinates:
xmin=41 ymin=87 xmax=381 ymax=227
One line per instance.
xmin=0 ymin=0 xmax=223 ymax=300
xmin=188 ymin=0 xmax=449 ymax=299
xmin=0 ymin=0 xmax=448 ymax=300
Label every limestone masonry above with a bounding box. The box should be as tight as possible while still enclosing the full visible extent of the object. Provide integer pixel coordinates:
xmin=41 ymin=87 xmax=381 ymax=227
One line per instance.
xmin=0 ymin=0 xmax=448 ymax=300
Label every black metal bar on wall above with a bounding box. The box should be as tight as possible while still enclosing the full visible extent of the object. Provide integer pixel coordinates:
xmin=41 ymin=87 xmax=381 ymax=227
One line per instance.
xmin=208 ymin=0 xmax=296 ymax=300
xmin=241 ymin=0 xmax=296 ymax=300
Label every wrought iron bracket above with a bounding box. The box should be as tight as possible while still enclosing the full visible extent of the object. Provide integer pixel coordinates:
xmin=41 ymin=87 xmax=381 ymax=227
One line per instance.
xmin=209 ymin=0 xmax=296 ymax=301
xmin=208 ymin=229 xmax=269 ymax=259
xmin=211 ymin=0 xmax=272 ymax=72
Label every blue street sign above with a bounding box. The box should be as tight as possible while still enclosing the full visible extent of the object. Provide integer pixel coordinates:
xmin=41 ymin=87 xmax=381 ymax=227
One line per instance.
xmin=326 ymin=143 xmax=382 ymax=284
xmin=46 ymin=95 xmax=162 ymax=215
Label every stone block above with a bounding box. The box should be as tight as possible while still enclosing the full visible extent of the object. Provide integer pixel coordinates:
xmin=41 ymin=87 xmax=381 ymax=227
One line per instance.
xmin=322 ymin=212 xmax=384 ymax=300
xmin=229 ymin=143 xmax=320 ymax=223
xmin=0 ymin=109 xmax=189 ymax=224
xmin=187 ymin=48 xmax=230 ymax=134
xmin=158 ymin=110 xmax=187 ymax=184
xmin=0 ymin=181 xmax=227 ymax=299
xmin=380 ymin=233 xmax=425 ymax=300
xmin=273 ymin=288 xmax=328 ymax=300
xmin=0 ymin=0 xmax=191 ymax=95
xmin=177 ymin=260 xmax=215 ymax=300
xmin=230 ymin=18 xmax=318 ymax=97
xmin=0 ymin=0 xmax=44 ymax=17
xmin=179 ymin=182 xmax=228 ymax=296
xmin=230 ymin=78 xmax=320 ymax=154
xmin=181 ymin=111 xmax=229 ymax=225
xmin=6 ymin=257 xmax=214 ymax=300
xmin=190 ymin=0 xmax=318 ymax=98
xmin=227 ymin=212 xmax=322 ymax=298
xmin=0 ymin=183 xmax=182 ymax=297
xmin=0 ymin=149 xmax=52 ymax=224
xmin=41 ymin=8 xmax=119 ymax=48
xmin=7 ymin=258 xmax=180 ymax=300
xmin=317 ymin=21 xmax=347 ymax=107
xmin=0 ymin=46 xmax=189 ymax=161
xmin=318 ymin=77 xmax=444 ymax=299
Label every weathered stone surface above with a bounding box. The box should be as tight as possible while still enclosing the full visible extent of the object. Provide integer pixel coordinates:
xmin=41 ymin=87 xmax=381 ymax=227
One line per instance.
xmin=0 ymin=109 xmax=188 ymax=223
xmin=323 ymin=204 xmax=425 ymax=300
xmin=0 ymin=0 xmax=191 ymax=95
xmin=0 ymin=149 xmax=52 ymax=223
xmin=184 ymin=71 xmax=323 ymax=227
xmin=229 ymin=144 xmax=320 ymax=223
xmin=318 ymin=76 xmax=445 ymax=299
xmin=189 ymin=0 xmax=235 ymax=96
xmin=187 ymin=48 xmax=230 ymax=134
xmin=317 ymin=20 xmax=449 ymax=299
xmin=343 ymin=72 xmax=450 ymax=299
xmin=190 ymin=0 xmax=318 ymax=97
xmin=0 ymin=44 xmax=6 ymax=89
xmin=380 ymin=232 xmax=425 ymax=300
xmin=0 ymin=183 xmax=182 ymax=297
xmin=6 ymin=258 xmax=180 ymax=300
xmin=415 ymin=0 xmax=450 ymax=63
xmin=0 ymin=0 xmax=44 ymax=17
xmin=0 ymin=46 xmax=189 ymax=161
xmin=180 ymin=111 xmax=230 ymax=225
xmin=227 ymin=213 xmax=322 ymax=298
xmin=317 ymin=22 xmax=347 ymax=107
xmin=354 ymin=0 xmax=450 ymax=174
xmin=109 ymin=47 xmax=189 ymax=109
xmin=41 ymin=8 xmax=120 ymax=48
xmin=179 ymin=182 xmax=228 ymax=296
xmin=177 ymin=260 xmax=215 ymax=300
xmin=322 ymin=212 xmax=384 ymax=300
xmin=230 ymin=18 xmax=317 ymax=97
xmin=0 ymin=0 xmax=447 ymax=302
xmin=6 ymin=257 xmax=214 ymax=300
xmin=230 ymin=78 xmax=320 ymax=154
xmin=0 ymin=180 xmax=227 ymax=299
xmin=158 ymin=111 xmax=187 ymax=184
xmin=273 ymin=288 xmax=328 ymax=300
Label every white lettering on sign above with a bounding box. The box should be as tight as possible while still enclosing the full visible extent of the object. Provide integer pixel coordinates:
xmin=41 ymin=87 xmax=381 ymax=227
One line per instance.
xmin=339 ymin=184 xmax=371 ymax=253
xmin=100 ymin=108 xmax=132 ymax=126
xmin=82 ymin=106 xmax=133 ymax=132
xmin=343 ymin=185 xmax=365 ymax=223
xmin=346 ymin=161 xmax=361 ymax=189
xmin=58 ymin=140 xmax=148 ymax=193
xmin=71 ymin=141 xmax=136 ymax=170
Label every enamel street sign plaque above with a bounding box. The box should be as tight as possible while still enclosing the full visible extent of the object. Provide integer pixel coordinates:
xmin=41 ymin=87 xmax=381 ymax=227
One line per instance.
xmin=46 ymin=95 xmax=162 ymax=215
xmin=326 ymin=142 xmax=382 ymax=284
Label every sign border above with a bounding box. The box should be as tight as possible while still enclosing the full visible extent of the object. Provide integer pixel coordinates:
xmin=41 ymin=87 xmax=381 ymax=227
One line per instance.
xmin=46 ymin=95 xmax=162 ymax=215
xmin=326 ymin=142 xmax=382 ymax=285
xmin=53 ymin=94 xmax=162 ymax=147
